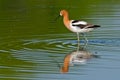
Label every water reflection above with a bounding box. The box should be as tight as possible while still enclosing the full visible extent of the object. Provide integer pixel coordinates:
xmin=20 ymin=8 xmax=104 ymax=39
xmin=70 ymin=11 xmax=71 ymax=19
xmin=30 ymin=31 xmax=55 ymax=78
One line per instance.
xmin=60 ymin=46 xmax=99 ymax=73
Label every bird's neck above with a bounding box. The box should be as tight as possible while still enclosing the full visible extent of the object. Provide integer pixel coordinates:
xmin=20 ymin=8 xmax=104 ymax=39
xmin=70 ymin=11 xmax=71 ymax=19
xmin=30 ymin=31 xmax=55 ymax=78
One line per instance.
xmin=63 ymin=14 xmax=70 ymax=28
xmin=60 ymin=54 xmax=71 ymax=73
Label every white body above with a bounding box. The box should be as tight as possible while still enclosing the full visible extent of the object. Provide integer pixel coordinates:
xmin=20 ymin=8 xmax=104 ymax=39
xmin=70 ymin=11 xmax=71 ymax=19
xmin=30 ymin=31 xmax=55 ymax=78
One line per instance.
xmin=69 ymin=20 xmax=94 ymax=33
xmin=69 ymin=50 xmax=91 ymax=65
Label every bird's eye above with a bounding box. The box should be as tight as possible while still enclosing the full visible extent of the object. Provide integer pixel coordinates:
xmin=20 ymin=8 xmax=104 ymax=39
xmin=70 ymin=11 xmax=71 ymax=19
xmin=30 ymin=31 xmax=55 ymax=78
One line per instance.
xmin=60 ymin=13 xmax=62 ymax=16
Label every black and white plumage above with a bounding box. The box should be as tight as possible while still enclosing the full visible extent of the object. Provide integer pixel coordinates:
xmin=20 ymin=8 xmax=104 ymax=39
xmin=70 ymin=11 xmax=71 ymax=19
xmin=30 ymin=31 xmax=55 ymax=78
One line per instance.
xmin=69 ymin=20 xmax=100 ymax=33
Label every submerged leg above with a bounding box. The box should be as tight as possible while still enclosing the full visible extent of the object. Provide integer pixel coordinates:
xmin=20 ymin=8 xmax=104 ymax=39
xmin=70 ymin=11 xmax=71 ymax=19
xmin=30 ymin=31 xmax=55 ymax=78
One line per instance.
xmin=81 ymin=33 xmax=88 ymax=45
xmin=76 ymin=32 xmax=80 ymax=51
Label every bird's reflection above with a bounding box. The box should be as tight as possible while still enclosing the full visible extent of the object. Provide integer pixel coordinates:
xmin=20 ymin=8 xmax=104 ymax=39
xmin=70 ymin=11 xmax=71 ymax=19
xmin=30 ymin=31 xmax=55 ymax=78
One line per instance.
xmin=60 ymin=46 xmax=99 ymax=73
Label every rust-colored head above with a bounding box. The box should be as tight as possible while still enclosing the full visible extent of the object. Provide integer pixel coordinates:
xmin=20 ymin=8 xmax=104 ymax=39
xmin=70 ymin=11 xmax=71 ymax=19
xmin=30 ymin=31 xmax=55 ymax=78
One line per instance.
xmin=60 ymin=10 xmax=68 ymax=16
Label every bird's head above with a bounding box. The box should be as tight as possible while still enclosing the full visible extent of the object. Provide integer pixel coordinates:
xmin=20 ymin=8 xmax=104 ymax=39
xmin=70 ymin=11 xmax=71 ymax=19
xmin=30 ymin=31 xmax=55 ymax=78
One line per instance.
xmin=60 ymin=9 xmax=68 ymax=16
xmin=54 ymin=9 xmax=68 ymax=21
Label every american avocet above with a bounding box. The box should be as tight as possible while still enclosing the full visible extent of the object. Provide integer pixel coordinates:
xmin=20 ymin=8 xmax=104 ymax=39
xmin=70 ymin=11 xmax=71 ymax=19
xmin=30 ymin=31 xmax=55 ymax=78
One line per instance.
xmin=59 ymin=10 xmax=100 ymax=44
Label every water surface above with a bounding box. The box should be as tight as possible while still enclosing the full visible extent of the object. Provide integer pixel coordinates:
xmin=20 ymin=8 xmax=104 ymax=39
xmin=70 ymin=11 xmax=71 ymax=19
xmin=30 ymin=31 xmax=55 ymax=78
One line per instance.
xmin=0 ymin=0 xmax=120 ymax=80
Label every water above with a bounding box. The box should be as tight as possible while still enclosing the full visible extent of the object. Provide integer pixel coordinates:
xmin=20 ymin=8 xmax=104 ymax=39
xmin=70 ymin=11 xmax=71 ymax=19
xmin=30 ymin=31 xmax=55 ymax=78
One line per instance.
xmin=0 ymin=0 xmax=120 ymax=80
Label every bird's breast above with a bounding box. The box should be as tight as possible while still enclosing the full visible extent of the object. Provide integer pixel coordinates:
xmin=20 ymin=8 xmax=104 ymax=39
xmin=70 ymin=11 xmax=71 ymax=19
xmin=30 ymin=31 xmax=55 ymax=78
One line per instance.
xmin=70 ymin=25 xmax=94 ymax=33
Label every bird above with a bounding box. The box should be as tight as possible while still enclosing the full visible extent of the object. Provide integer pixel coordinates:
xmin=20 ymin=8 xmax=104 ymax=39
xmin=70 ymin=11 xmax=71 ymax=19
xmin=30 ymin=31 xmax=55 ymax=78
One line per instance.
xmin=59 ymin=9 xmax=100 ymax=45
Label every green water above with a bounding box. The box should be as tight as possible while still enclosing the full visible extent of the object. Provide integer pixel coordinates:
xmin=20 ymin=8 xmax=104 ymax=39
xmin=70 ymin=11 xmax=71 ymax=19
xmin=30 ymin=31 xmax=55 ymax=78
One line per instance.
xmin=0 ymin=0 xmax=120 ymax=80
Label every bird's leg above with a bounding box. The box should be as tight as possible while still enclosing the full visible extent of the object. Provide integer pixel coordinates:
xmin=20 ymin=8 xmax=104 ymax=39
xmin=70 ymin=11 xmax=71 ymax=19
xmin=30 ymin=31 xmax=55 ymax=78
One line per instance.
xmin=81 ymin=33 xmax=88 ymax=46
xmin=77 ymin=32 xmax=80 ymax=51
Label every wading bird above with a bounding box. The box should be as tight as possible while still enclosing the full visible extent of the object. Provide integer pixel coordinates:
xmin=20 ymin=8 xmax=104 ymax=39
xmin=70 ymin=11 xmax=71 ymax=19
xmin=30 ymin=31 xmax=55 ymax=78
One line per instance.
xmin=57 ymin=10 xmax=100 ymax=45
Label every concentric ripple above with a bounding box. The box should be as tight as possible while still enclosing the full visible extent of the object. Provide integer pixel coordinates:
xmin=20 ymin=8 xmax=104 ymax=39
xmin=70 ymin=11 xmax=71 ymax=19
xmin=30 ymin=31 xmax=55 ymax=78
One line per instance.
xmin=21 ymin=34 xmax=120 ymax=52
xmin=0 ymin=33 xmax=119 ymax=53
xmin=0 ymin=33 xmax=120 ymax=79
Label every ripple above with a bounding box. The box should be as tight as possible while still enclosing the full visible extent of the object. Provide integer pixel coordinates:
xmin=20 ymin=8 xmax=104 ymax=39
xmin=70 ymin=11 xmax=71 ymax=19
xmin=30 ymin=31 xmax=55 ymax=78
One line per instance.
xmin=20 ymin=35 xmax=119 ymax=52
xmin=0 ymin=34 xmax=119 ymax=53
xmin=0 ymin=33 xmax=120 ymax=79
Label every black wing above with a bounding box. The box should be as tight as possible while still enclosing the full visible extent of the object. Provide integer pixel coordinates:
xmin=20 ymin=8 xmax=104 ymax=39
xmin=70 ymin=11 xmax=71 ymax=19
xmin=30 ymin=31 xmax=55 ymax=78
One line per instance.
xmin=72 ymin=20 xmax=100 ymax=29
xmin=71 ymin=20 xmax=87 ymax=29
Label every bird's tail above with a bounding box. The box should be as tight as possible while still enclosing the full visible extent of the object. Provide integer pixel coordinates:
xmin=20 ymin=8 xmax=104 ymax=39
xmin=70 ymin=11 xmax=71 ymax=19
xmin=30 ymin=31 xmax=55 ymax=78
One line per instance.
xmin=88 ymin=25 xmax=101 ymax=28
